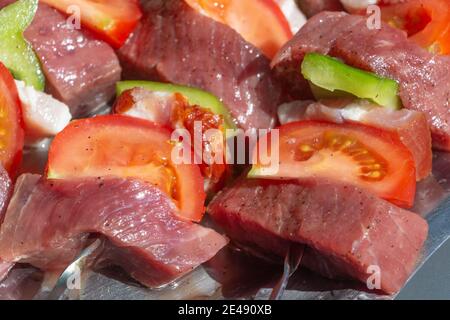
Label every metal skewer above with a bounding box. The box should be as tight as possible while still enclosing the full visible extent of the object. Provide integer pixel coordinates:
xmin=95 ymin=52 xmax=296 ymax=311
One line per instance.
xmin=35 ymin=239 xmax=103 ymax=300
xmin=269 ymin=244 xmax=304 ymax=300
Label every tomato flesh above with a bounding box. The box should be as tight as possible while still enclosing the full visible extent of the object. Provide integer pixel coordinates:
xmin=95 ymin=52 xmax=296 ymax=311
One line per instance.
xmin=171 ymin=93 xmax=228 ymax=184
xmin=0 ymin=62 xmax=24 ymax=178
xmin=185 ymin=0 xmax=292 ymax=58
xmin=47 ymin=115 xmax=206 ymax=222
xmin=249 ymin=121 xmax=416 ymax=208
xmin=114 ymin=88 xmax=228 ymax=184
xmin=380 ymin=0 xmax=450 ymax=54
xmin=41 ymin=0 xmax=142 ymax=48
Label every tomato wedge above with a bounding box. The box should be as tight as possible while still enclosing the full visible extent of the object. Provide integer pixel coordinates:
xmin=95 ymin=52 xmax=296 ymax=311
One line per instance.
xmin=249 ymin=121 xmax=416 ymax=208
xmin=380 ymin=0 xmax=450 ymax=54
xmin=41 ymin=0 xmax=142 ymax=48
xmin=46 ymin=115 xmax=206 ymax=222
xmin=185 ymin=0 xmax=292 ymax=58
xmin=0 ymin=62 xmax=24 ymax=178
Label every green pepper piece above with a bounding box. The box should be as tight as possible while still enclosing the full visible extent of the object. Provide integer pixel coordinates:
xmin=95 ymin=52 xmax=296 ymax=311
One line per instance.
xmin=301 ymin=53 xmax=402 ymax=110
xmin=116 ymin=81 xmax=237 ymax=130
xmin=0 ymin=0 xmax=45 ymax=91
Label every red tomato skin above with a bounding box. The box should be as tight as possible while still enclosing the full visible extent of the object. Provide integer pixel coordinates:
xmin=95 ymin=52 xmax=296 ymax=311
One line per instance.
xmin=0 ymin=62 xmax=24 ymax=179
xmin=46 ymin=115 xmax=206 ymax=222
xmin=259 ymin=0 xmax=293 ymax=39
xmin=253 ymin=120 xmax=417 ymax=208
xmin=380 ymin=0 xmax=450 ymax=54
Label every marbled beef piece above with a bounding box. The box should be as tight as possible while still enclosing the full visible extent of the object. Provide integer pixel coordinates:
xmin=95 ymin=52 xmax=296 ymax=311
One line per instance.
xmin=208 ymin=178 xmax=428 ymax=294
xmin=119 ymin=0 xmax=282 ymax=130
xmin=272 ymin=12 xmax=450 ymax=151
xmin=14 ymin=3 xmax=122 ymax=117
xmin=0 ymin=175 xmax=227 ymax=288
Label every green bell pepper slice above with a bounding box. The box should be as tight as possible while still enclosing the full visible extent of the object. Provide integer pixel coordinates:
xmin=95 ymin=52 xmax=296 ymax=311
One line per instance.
xmin=0 ymin=0 xmax=45 ymax=91
xmin=301 ymin=53 xmax=402 ymax=110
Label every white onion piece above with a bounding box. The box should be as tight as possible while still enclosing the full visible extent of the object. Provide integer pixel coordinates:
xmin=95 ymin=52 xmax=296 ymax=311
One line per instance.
xmin=15 ymin=80 xmax=72 ymax=144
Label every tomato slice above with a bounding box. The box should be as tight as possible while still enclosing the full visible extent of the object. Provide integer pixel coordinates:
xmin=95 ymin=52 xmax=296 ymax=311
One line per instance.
xmin=46 ymin=115 xmax=206 ymax=222
xmin=0 ymin=62 xmax=24 ymax=178
xmin=380 ymin=0 xmax=450 ymax=54
xmin=185 ymin=0 xmax=292 ymax=58
xmin=41 ymin=0 xmax=142 ymax=48
xmin=249 ymin=121 xmax=416 ymax=208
